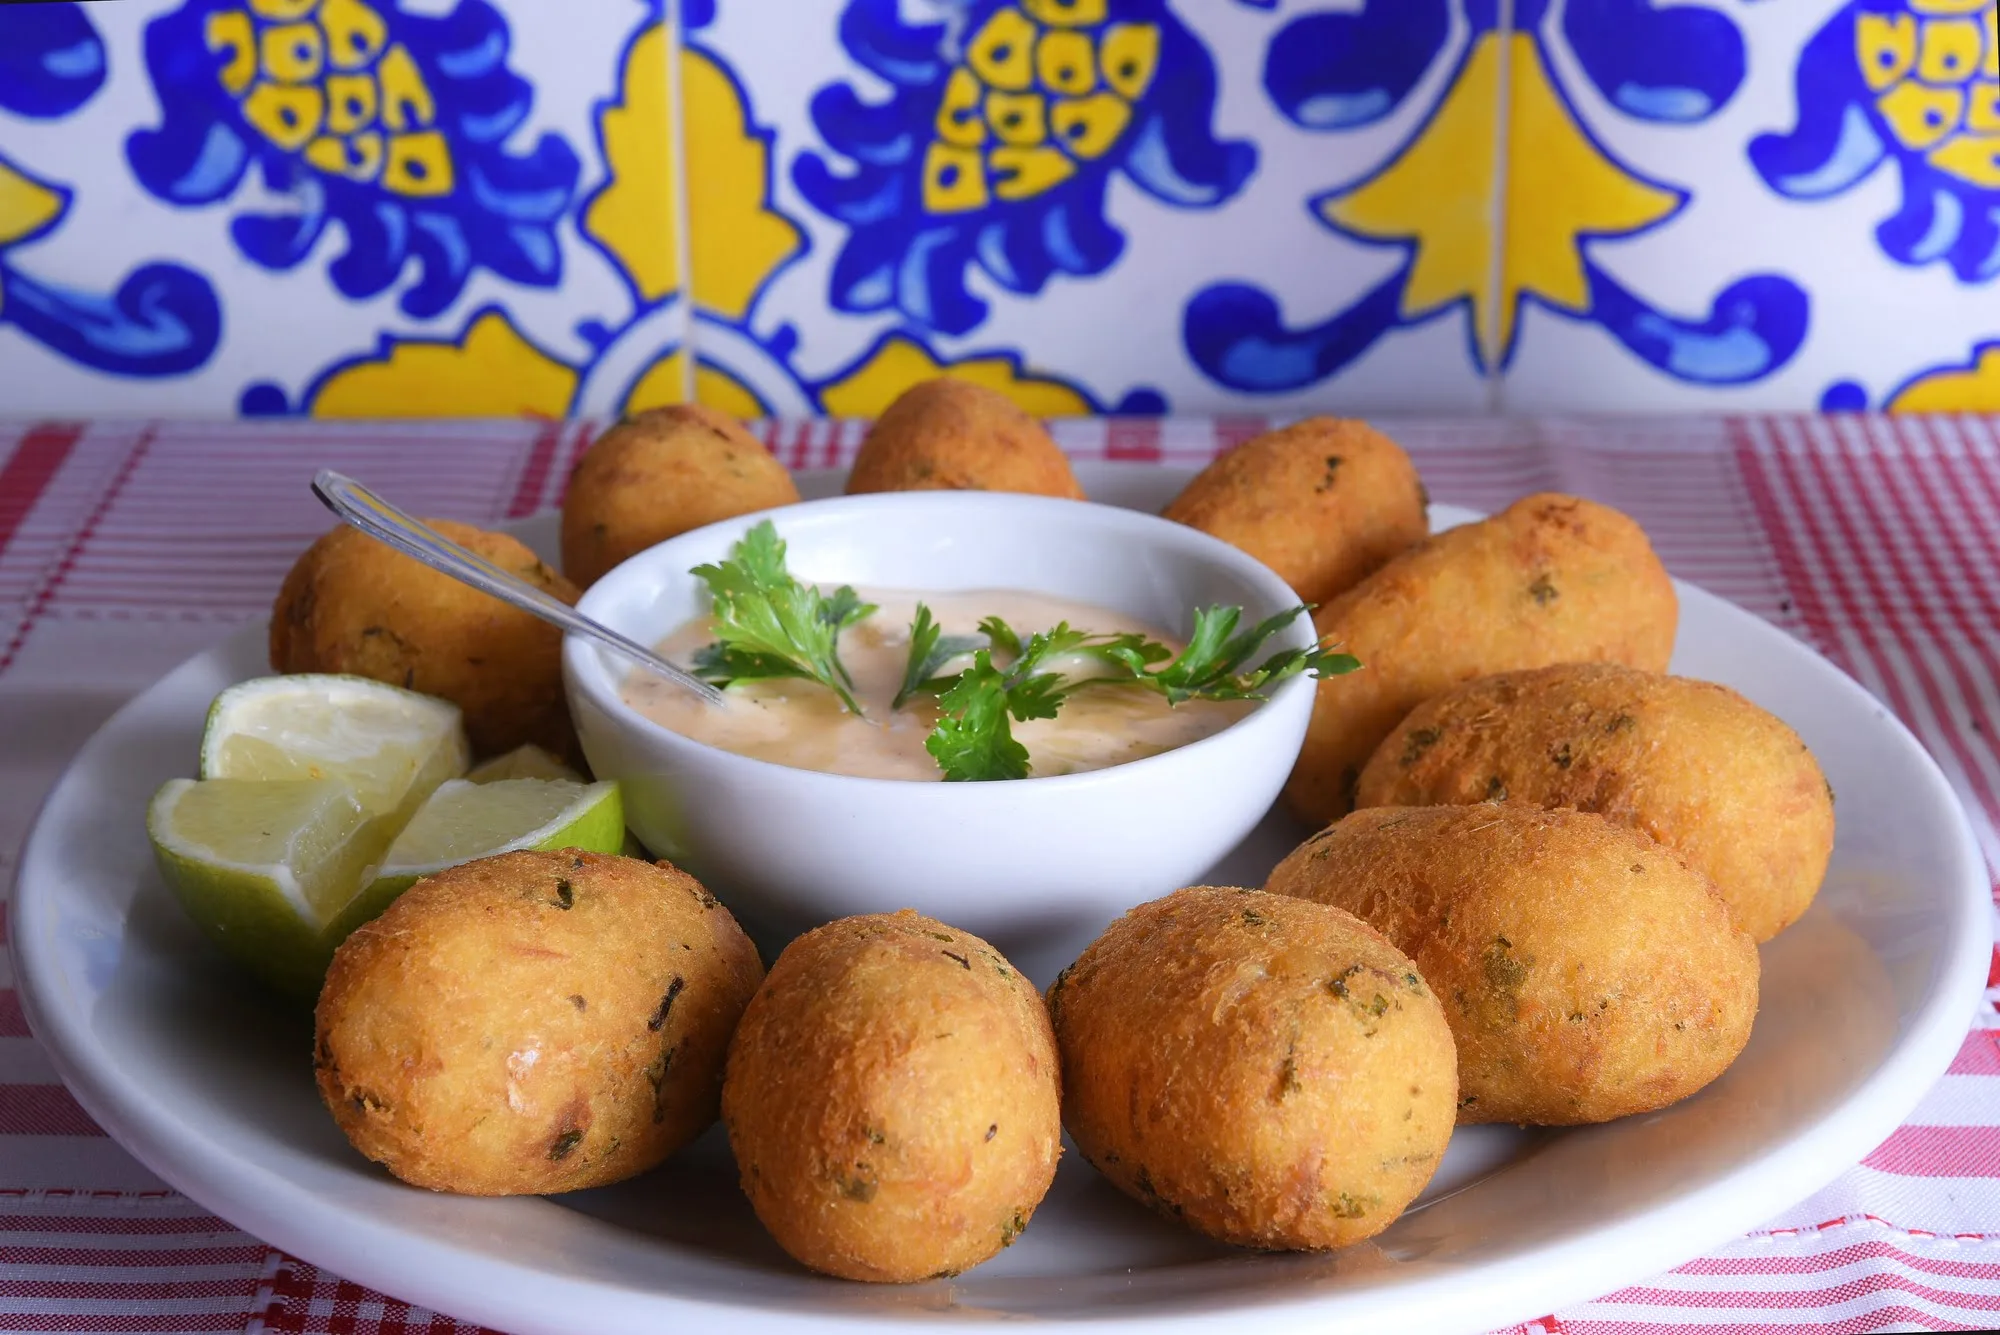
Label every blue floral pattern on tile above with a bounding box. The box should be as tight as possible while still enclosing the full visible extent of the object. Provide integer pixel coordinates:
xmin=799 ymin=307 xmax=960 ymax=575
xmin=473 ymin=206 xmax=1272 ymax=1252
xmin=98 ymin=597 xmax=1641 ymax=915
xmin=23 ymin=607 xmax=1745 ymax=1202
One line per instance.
xmin=793 ymin=0 xmax=1256 ymax=336
xmin=126 ymin=0 xmax=580 ymax=318
xmin=1752 ymin=0 xmax=2000 ymax=284
xmin=1561 ymin=0 xmax=1745 ymax=124
xmin=0 ymin=2 xmax=108 ymax=119
xmin=1186 ymin=0 xmax=1807 ymax=395
xmin=0 ymin=5 xmax=220 ymax=377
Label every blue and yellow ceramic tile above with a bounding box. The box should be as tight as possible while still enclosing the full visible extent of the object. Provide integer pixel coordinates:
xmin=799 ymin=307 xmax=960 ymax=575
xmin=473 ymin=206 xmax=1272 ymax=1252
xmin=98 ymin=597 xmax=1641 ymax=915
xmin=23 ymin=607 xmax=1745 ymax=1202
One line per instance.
xmin=1496 ymin=0 xmax=2000 ymax=411
xmin=0 ymin=0 xmax=684 ymax=417
xmin=0 ymin=4 xmax=221 ymax=392
xmin=1187 ymin=0 xmax=1814 ymax=409
xmin=2 ymin=0 xmax=1997 ymax=416
xmin=283 ymin=2 xmax=688 ymax=418
xmin=681 ymin=0 xmax=1493 ymax=416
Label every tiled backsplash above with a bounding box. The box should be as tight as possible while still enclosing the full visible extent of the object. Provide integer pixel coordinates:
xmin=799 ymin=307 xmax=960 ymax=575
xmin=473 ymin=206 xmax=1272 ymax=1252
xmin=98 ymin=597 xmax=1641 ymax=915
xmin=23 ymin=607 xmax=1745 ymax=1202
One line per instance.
xmin=1 ymin=0 xmax=1995 ymax=418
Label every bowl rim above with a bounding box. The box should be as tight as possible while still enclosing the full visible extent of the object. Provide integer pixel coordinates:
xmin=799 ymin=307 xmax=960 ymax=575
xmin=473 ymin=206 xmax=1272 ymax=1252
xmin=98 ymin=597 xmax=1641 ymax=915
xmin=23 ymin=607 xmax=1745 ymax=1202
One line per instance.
xmin=561 ymin=489 xmax=1323 ymax=794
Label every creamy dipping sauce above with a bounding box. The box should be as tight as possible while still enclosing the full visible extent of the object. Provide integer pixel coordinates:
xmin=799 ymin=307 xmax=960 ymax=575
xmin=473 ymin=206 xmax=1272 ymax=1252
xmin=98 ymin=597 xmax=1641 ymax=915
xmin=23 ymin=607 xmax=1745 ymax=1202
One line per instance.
xmin=622 ymin=588 xmax=1253 ymax=781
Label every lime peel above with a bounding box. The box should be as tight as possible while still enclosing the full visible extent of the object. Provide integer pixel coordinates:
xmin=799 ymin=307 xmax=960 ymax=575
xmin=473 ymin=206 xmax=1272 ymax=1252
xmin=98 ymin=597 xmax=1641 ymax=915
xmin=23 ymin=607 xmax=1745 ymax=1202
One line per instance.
xmin=147 ymin=777 xmax=393 ymax=1001
xmin=345 ymin=779 xmax=626 ymax=936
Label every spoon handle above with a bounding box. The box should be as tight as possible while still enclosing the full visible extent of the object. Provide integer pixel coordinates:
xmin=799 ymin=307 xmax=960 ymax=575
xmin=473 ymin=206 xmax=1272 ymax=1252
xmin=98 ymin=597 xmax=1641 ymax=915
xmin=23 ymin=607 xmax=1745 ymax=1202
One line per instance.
xmin=310 ymin=470 xmax=727 ymax=708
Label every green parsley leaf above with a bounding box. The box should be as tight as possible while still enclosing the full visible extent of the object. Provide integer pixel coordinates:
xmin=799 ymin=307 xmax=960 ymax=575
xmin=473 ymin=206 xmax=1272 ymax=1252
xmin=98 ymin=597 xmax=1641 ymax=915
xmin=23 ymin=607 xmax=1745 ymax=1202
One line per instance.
xmin=923 ymin=604 xmax=1360 ymax=779
xmin=688 ymin=520 xmax=877 ymax=715
xmin=977 ymin=615 xmax=1022 ymax=659
xmin=893 ymin=603 xmax=986 ymax=710
xmin=926 ymin=651 xmax=1034 ymax=781
xmin=923 ymin=630 xmax=1077 ymax=781
xmin=1143 ymin=606 xmax=1360 ymax=705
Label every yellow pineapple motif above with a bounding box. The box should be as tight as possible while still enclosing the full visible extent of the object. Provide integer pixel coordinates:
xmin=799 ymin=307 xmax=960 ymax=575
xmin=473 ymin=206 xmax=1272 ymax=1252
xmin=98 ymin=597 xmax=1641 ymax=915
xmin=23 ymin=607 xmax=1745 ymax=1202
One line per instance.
xmin=1323 ymin=32 xmax=1680 ymax=369
xmin=921 ymin=4 xmax=1161 ymax=213
xmin=1857 ymin=0 xmax=2000 ymax=188
xmin=202 ymin=0 xmax=452 ymax=196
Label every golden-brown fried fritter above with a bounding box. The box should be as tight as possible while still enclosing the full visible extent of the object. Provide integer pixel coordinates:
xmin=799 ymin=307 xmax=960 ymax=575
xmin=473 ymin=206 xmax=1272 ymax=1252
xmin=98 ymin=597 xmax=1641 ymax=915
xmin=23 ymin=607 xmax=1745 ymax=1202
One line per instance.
xmin=1356 ymin=663 xmax=1834 ymax=941
xmin=1160 ymin=417 xmax=1428 ymax=605
xmin=270 ymin=520 xmax=581 ymax=760
xmin=721 ymin=910 xmax=1060 ymax=1282
xmin=560 ymin=404 xmax=801 ymax=589
xmin=1266 ymin=806 xmax=1758 ymax=1126
xmin=844 ymin=378 xmax=1085 ymax=499
xmin=1283 ymin=493 xmax=1678 ymax=825
xmin=315 ymin=850 xmax=763 ymax=1195
xmin=1049 ymin=886 xmax=1456 ymax=1251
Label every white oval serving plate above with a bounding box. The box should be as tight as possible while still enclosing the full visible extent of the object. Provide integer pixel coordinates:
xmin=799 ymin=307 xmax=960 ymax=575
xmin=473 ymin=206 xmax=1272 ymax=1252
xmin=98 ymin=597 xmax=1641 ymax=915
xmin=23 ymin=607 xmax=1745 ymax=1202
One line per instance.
xmin=9 ymin=462 xmax=1989 ymax=1335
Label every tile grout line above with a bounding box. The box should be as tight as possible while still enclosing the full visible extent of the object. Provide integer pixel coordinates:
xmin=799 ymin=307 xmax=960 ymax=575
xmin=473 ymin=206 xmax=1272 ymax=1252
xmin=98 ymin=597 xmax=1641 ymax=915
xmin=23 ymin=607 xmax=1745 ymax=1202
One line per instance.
xmin=1484 ymin=0 xmax=1516 ymax=416
xmin=666 ymin=2 xmax=697 ymax=406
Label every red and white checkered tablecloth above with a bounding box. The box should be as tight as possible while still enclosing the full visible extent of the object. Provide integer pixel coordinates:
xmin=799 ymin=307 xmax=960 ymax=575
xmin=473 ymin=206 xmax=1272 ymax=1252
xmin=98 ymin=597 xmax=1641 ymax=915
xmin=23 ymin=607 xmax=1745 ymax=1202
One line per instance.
xmin=1 ymin=414 xmax=1997 ymax=1334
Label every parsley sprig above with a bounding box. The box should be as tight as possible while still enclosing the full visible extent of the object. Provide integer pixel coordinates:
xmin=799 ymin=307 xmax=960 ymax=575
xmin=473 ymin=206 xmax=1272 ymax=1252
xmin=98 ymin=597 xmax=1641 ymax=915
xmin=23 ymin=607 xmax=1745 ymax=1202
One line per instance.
xmin=686 ymin=523 xmax=1361 ymax=781
xmin=688 ymin=521 xmax=876 ymax=716
xmin=919 ymin=610 xmax=1359 ymax=781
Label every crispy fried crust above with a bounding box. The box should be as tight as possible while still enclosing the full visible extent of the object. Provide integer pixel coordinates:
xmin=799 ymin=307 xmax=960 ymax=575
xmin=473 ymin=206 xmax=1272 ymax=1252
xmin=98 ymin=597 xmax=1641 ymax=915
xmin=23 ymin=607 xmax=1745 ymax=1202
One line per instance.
xmin=314 ymin=850 xmax=763 ymax=1195
xmin=1356 ymin=663 xmax=1834 ymax=941
xmin=1048 ymin=886 xmax=1456 ymax=1250
xmin=721 ymin=910 xmax=1061 ymax=1283
xmin=560 ymin=404 xmax=801 ymax=589
xmin=270 ymin=520 xmax=582 ymax=760
xmin=1265 ymin=806 xmax=1758 ymax=1126
xmin=844 ymin=379 xmax=1085 ymax=499
xmin=1160 ymin=418 xmax=1428 ymax=605
xmin=1283 ymin=493 xmax=1677 ymax=825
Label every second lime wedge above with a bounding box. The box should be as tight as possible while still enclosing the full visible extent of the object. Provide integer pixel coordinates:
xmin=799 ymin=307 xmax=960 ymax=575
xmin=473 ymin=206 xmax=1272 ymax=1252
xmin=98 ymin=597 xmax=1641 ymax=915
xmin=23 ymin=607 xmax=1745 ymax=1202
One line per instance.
xmin=349 ymin=779 xmax=626 ymax=933
xmin=465 ymin=744 xmax=584 ymax=784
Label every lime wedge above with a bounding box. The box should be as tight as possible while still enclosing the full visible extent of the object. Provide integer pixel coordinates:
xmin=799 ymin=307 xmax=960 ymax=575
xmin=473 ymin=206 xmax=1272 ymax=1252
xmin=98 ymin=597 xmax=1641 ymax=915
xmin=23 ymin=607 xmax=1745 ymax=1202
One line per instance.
xmin=199 ymin=675 xmax=468 ymax=824
xmin=466 ymin=744 xmax=584 ymax=784
xmin=348 ymin=779 xmax=626 ymax=933
xmin=147 ymin=778 xmax=393 ymax=1001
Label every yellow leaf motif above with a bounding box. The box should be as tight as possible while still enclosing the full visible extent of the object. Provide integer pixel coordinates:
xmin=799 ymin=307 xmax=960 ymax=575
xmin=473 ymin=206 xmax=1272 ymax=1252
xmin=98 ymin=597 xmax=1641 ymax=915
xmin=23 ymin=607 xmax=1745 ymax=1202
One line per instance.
xmin=310 ymin=309 xmax=578 ymax=417
xmin=685 ymin=44 xmax=804 ymax=319
xmin=1323 ymin=32 xmax=1677 ymax=368
xmin=1321 ymin=37 xmax=1500 ymax=354
xmin=0 ymin=159 xmax=63 ymax=247
xmin=819 ymin=336 xmax=1090 ymax=418
xmin=584 ymin=23 xmax=679 ymax=304
xmin=588 ymin=30 xmax=806 ymax=321
xmin=692 ymin=362 xmax=768 ymax=419
xmin=1501 ymin=34 xmax=1677 ymax=352
xmin=1889 ymin=345 xmax=2000 ymax=411
xmin=0 ymin=158 xmax=64 ymax=324
xmin=623 ymin=349 xmax=767 ymax=419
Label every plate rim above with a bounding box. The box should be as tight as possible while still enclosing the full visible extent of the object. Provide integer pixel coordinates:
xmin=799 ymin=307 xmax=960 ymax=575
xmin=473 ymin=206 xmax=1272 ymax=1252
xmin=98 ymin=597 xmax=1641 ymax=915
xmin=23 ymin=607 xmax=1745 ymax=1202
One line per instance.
xmin=9 ymin=462 xmax=1992 ymax=1334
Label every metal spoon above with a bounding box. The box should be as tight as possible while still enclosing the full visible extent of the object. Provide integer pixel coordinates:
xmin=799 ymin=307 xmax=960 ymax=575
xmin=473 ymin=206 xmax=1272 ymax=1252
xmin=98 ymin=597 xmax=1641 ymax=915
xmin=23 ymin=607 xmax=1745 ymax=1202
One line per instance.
xmin=310 ymin=469 xmax=727 ymax=707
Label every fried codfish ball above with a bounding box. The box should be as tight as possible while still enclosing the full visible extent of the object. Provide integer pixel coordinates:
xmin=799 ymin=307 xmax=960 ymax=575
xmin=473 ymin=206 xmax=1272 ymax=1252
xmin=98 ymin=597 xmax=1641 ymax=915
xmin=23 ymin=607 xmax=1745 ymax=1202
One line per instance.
xmin=1356 ymin=663 xmax=1835 ymax=942
xmin=271 ymin=520 xmax=580 ymax=759
xmin=1160 ymin=418 xmax=1429 ymax=605
xmin=560 ymin=404 xmax=801 ymax=589
xmin=1049 ymin=886 xmax=1456 ymax=1251
xmin=845 ymin=378 xmax=1085 ymax=499
xmin=315 ymin=850 xmax=762 ymax=1195
xmin=1266 ymin=806 xmax=1758 ymax=1126
xmin=1283 ymin=493 xmax=1677 ymax=825
xmin=721 ymin=911 xmax=1060 ymax=1282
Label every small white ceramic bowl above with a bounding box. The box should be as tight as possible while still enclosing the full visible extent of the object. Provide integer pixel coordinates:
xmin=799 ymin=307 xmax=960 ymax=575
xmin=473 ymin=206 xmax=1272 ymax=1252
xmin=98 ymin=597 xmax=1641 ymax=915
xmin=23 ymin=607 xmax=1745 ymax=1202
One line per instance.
xmin=562 ymin=491 xmax=1316 ymax=981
